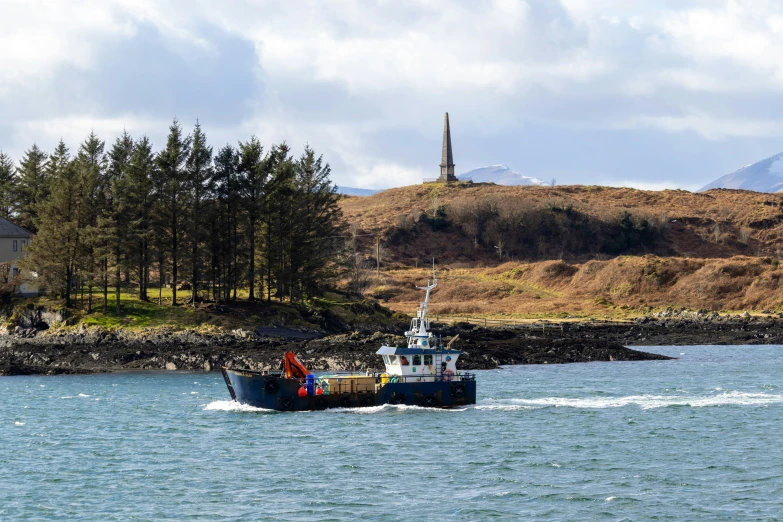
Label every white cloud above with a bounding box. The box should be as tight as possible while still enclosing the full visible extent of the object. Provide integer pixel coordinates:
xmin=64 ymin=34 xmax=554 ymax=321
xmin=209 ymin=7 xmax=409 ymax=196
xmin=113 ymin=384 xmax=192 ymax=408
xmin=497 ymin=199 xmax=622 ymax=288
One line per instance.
xmin=5 ymin=0 xmax=783 ymax=188
xmin=621 ymin=112 xmax=783 ymax=140
xmin=0 ymin=1 xmax=136 ymax=90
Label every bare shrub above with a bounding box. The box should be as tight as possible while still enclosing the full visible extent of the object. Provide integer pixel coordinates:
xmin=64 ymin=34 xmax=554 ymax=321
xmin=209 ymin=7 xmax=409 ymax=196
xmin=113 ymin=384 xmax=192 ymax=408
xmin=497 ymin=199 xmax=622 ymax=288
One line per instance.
xmin=0 ymin=262 xmax=24 ymax=304
xmin=544 ymin=261 xmax=578 ymax=278
xmin=739 ymin=227 xmax=752 ymax=245
xmin=712 ymin=223 xmax=723 ymax=243
xmin=396 ymin=214 xmax=414 ymax=230
xmin=346 ymin=254 xmax=374 ymax=295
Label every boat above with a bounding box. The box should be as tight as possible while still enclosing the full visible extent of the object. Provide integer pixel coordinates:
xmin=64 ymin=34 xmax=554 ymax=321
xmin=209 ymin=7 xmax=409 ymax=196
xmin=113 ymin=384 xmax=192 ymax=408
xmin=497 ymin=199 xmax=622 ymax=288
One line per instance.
xmin=220 ymin=274 xmax=476 ymax=410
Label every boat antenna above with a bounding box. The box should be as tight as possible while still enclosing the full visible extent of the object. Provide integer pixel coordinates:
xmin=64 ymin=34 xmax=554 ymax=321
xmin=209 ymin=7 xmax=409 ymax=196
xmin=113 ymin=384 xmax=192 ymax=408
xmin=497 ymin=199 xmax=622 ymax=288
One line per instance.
xmin=415 ymin=259 xmax=438 ymax=328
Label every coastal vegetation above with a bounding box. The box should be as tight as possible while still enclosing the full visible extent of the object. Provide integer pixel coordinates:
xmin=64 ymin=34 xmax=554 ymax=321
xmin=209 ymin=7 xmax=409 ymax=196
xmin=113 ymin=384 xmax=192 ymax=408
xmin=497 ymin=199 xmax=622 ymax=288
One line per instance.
xmin=5 ymin=147 xmax=783 ymax=327
xmin=1 ymin=120 xmax=344 ymax=314
xmin=342 ymin=183 xmax=783 ymax=317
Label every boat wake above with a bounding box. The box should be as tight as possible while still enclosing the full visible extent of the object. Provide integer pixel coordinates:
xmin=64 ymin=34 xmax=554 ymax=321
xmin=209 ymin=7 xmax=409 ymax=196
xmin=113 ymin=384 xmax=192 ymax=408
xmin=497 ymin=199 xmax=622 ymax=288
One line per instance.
xmin=477 ymin=391 xmax=783 ymax=411
xmin=203 ymin=400 xmax=276 ymax=413
xmin=326 ymin=404 xmax=468 ymax=414
xmin=204 ymin=401 xmax=468 ymax=414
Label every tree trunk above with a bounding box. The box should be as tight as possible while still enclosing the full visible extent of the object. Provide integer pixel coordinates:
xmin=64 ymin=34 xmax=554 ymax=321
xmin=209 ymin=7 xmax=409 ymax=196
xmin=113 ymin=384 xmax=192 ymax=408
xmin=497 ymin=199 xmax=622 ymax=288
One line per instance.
xmin=65 ymin=265 xmax=72 ymax=308
xmin=103 ymin=257 xmax=108 ymax=314
xmin=142 ymin=239 xmax=148 ymax=301
xmin=172 ymin=215 xmax=178 ymax=306
xmin=249 ymin=217 xmax=255 ymax=301
xmin=115 ymin=246 xmax=121 ymax=315
xmin=192 ymin=242 xmax=198 ymax=309
xmin=158 ymin=253 xmax=164 ymax=306
xmin=138 ymin=240 xmax=144 ymax=300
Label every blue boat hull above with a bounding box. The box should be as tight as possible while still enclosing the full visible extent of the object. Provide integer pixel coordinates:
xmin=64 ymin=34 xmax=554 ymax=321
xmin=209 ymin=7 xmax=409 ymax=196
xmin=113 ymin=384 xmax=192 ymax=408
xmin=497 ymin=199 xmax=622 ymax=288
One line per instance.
xmin=222 ymin=368 xmax=476 ymax=411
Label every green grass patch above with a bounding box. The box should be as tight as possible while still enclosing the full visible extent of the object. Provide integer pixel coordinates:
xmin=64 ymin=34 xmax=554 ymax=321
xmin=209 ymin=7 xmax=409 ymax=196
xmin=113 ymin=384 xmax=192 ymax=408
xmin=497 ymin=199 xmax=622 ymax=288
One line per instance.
xmin=74 ymin=291 xmax=213 ymax=329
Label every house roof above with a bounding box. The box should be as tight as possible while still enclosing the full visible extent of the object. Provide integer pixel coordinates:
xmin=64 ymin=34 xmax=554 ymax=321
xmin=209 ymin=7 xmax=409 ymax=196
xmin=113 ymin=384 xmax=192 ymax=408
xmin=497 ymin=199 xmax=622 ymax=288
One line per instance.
xmin=0 ymin=217 xmax=32 ymax=238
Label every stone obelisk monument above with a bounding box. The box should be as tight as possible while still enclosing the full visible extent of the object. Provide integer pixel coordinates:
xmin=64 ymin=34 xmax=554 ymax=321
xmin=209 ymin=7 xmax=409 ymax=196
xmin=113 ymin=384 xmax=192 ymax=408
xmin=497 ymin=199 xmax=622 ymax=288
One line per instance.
xmin=438 ymin=112 xmax=458 ymax=182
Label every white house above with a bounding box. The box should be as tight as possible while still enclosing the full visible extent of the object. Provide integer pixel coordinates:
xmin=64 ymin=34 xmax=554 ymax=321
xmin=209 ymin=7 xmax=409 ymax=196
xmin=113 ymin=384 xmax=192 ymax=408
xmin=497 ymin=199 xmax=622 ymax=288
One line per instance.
xmin=0 ymin=217 xmax=39 ymax=296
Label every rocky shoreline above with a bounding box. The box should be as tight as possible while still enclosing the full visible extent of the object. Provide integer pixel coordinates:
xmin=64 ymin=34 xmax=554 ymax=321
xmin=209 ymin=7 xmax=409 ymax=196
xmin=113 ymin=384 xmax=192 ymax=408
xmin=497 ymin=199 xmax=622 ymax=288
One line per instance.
xmin=6 ymin=310 xmax=782 ymax=376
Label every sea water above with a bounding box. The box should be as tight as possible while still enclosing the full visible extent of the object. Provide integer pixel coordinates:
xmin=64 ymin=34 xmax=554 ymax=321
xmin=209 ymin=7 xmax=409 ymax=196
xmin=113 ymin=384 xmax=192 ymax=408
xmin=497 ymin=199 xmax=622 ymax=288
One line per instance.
xmin=2 ymin=345 xmax=782 ymax=520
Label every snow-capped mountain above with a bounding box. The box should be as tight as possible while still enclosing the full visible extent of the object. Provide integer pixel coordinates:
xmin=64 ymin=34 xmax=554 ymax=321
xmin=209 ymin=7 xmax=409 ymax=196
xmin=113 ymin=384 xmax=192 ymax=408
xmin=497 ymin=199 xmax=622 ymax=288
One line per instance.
xmin=338 ymin=164 xmax=547 ymax=195
xmin=336 ymin=186 xmax=381 ymax=196
xmin=458 ymin=165 xmax=549 ymax=186
xmin=699 ymin=152 xmax=783 ymax=193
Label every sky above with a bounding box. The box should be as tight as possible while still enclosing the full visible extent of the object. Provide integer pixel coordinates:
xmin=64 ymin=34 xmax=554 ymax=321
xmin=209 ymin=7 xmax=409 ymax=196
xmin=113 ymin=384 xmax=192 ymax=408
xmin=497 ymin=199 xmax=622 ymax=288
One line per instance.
xmin=2 ymin=0 xmax=783 ymax=191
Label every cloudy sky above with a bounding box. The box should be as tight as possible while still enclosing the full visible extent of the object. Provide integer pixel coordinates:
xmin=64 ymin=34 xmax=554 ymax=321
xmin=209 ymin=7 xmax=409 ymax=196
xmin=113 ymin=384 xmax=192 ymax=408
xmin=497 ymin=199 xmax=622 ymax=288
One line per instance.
xmin=2 ymin=0 xmax=783 ymax=191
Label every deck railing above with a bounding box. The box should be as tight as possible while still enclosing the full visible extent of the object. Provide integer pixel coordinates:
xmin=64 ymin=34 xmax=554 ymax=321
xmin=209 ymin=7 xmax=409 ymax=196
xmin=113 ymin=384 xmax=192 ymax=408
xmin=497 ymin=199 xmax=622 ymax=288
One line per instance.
xmin=225 ymin=368 xmax=475 ymax=383
xmin=375 ymin=373 xmax=475 ymax=383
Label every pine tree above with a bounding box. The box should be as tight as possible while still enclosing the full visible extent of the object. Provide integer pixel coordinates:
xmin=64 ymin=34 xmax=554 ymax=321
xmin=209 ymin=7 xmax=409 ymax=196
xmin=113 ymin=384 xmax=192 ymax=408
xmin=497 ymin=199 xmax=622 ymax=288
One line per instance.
xmin=127 ymin=136 xmax=156 ymax=301
xmin=105 ymin=131 xmax=134 ymax=314
xmin=213 ymin=144 xmax=240 ymax=301
xmin=11 ymin=124 xmax=348 ymax=310
xmin=238 ymin=136 xmax=266 ymax=301
xmin=266 ymin=143 xmax=296 ymax=300
xmin=186 ymin=121 xmax=213 ymax=307
xmin=291 ymin=145 xmax=343 ymax=299
xmin=75 ymin=132 xmax=108 ymax=313
xmin=14 ymin=144 xmax=50 ymax=232
xmin=0 ymin=151 xmax=15 ymax=219
xmin=23 ymin=141 xmax=79 ymax=305
xmin=156 ymin=119 xmax=191 ymax=306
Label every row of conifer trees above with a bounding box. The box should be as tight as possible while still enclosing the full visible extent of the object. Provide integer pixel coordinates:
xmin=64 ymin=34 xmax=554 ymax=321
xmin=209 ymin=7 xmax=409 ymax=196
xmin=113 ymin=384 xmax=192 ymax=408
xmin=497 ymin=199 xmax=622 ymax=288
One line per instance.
xmin=0 ymin=119 xmax=344 ymax=311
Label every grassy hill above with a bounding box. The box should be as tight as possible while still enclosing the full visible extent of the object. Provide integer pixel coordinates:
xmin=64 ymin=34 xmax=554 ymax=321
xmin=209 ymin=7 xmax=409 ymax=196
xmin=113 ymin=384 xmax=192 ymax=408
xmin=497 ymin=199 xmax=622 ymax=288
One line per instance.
xmin=340 ymin=183 xmax=783 ymax=317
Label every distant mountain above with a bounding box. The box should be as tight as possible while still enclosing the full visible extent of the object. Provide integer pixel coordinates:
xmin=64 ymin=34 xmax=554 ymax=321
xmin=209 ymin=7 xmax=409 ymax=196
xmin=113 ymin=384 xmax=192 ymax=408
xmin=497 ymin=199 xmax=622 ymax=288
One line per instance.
xmin=338 ymin=165 xmax=547 ymax=195
xmin=337 ymin=186 xmax=381 ymax=196
xmin=458 ymin=165 xmax=549 ymax=186
xmin=699 ymin=152 xmax=783 ymax=193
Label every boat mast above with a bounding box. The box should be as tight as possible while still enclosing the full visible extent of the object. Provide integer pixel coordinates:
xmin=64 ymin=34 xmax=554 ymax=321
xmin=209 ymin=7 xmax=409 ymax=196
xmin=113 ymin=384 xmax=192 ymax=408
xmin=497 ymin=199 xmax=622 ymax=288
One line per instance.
xmin=414 ymin=260 xmax=437 ymax=335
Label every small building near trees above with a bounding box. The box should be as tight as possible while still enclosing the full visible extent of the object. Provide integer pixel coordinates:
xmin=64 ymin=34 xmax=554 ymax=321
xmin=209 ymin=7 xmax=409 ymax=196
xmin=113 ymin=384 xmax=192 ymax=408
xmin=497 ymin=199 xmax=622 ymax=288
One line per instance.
xmin=0 ymin=216 xmax=39 ymax=296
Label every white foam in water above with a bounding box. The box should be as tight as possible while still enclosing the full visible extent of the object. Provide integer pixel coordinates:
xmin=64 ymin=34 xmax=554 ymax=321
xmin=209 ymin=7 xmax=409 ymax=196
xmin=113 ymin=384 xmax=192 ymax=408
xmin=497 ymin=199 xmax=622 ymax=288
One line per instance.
xmin=14 ymin=421 xmax=25 ymax=426
xmin=204 ymin=400 xmax=274 ymax=413
xmin=77 ymin=394 xmax=91 ymax=398
xmin=326 ymin=403 xmax=468 ymax=414
xmin=205 ymin=402 xmax=467 ymax=414
xmin=478 ymin=391 xmax=783 ymax=410
xmin=474 ymin=403 xmax=537 ymax=412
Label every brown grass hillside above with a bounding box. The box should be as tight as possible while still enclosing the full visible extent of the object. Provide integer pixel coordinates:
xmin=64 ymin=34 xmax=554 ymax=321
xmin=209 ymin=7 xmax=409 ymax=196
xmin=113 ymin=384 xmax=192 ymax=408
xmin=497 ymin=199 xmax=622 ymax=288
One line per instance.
xmin=339 ymin=184 xmax=783 ymax=315
xmin=369 ymin=257 xmax=783 ymax=318
xmin=341 ymin=183 xmax=783 ymax=263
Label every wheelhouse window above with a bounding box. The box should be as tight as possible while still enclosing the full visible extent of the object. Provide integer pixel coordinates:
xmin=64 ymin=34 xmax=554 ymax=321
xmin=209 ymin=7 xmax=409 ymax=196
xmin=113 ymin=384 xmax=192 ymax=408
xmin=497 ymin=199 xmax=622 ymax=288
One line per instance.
xmin=423 ymin=354 xmax=433 ymax=365
xmin=388 ymin=355 xmax=398 ymax=365
xmin=412 ymin=354 xmax=421 ymax=365
xmin=400 ymin=356 xmax=409 ymax=366
xmin=382 ymin=355 xmax=390 ymax=365
xmin=13 ymin=240 xmax=18 ymax=252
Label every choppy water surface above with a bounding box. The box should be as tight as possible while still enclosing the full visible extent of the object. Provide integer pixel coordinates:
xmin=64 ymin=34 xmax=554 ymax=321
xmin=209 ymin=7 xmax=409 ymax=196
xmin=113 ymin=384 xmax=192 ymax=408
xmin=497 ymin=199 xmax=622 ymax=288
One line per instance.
xmin=2 ymin=345 xmax=783 ymax=520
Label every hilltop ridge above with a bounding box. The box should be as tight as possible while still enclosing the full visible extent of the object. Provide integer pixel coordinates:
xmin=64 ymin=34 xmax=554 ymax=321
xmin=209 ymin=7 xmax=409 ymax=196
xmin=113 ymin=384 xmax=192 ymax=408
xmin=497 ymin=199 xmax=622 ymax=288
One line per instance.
xmin=340 ymin=183 xmax=783 ymax=316
xmin=341 ymin=183 xmax=783 ymax=263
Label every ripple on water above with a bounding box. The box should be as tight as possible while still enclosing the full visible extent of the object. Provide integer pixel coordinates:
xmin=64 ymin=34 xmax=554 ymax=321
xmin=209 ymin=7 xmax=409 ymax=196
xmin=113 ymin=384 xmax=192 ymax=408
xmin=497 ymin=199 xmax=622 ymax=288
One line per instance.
xmin=477 ymin=391 xmax=783 ymax=410
xmin=3 ymin=345 xmax=783 ymax=520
